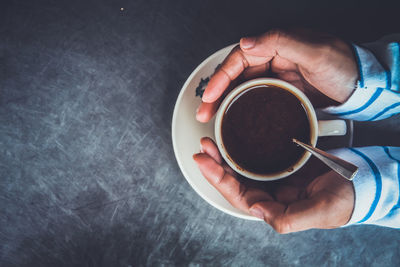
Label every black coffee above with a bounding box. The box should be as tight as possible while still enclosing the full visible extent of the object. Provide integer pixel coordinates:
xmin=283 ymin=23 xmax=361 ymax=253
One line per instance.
xmin=221 ymin=85 xmax=310 ymax=174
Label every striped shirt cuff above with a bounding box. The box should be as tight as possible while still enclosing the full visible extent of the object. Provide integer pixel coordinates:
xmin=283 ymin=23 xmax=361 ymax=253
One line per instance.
xmin=323 ymin=44 xmax=400 ymax=121
xmin=328 ymin=147 xmax=400 ymax=227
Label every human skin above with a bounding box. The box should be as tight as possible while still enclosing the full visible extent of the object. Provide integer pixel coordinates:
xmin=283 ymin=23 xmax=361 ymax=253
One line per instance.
xmin=193 ymin=30 xmax=357 ymax=233
xmin=196 ymin=29 xmax=358 ymax=122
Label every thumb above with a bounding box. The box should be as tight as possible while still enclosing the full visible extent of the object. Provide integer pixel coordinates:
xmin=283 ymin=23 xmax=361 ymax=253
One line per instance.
xmin=240 ymin=30 xmax=326 ymax=69
xmin=249 ymin=192 xmax=331 ymax=234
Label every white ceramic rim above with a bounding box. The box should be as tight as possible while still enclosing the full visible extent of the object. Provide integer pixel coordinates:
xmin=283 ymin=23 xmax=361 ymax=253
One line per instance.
xmin=214 ymin=78 xmax=318 ymax=181
xmin=171 ymin=44 xmax=259 ymax=219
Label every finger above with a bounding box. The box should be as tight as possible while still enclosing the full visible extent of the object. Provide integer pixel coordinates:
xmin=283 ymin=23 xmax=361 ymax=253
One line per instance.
xmin=200 ymin=137 xmax=223 ymax=164
xmin=199 ymin=137 xmax=237 ymax=176
xmin=193 ymin=153 xmax=273 ymax=212
xmin=241 ymin=63 xmax=270 ymax=80
xmin=196 ymin=101 xmax=219 ymax=123
xmin=193 ymin=153 xmax=225 ymax=184
xmin=200 ymin=137 xmax=237 ymax=178
xmin=193 ymin=152 xmax=246 ymax=210
xmin=222 ymin=162 xmax=237 ymax=177
xmin=196 ymin=89 xmax=226 ymax=122
xmin=250 ymin=192 xmax=332 ymax=234
xmin=269 ymin=55 xmax=297 ymax=73
xmin=202 ymin=46 xmax=270 ymax=103
xmin=196 ymin=79 xmax=237 ymax=123
xmin=276 ymin=71 xmax=302 ymax=83
xmin=240 ymin=30 xmax=327 ymax=70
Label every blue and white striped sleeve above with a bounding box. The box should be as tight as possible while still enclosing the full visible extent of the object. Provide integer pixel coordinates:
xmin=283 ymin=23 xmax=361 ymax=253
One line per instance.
xmin=328 ymin=147 xmax=400 ymax=228
xmin=323 ymin=37 xmax=400 ymax=228
xmin=323 ymin=38 xmax=400 ymax=121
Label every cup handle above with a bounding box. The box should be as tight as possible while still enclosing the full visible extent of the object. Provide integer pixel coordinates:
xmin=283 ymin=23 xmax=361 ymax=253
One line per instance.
xmin=318 ymin=120 xmax=347 ymax=137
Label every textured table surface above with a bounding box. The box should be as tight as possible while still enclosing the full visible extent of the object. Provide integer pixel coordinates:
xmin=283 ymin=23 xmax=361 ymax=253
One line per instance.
xmin=1 ymin=0 xmax=400 ymax=266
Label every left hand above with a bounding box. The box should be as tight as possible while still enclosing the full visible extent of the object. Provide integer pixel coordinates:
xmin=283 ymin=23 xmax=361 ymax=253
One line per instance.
xmin=193 ymin=137 xmax=355 ymax=233
xmin=196 ymin=29 xmax=358 ymax=123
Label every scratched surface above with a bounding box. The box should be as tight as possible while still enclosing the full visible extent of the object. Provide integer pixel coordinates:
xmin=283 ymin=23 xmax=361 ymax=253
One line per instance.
xmin=1 ymin=0 xmax=400 ymax=266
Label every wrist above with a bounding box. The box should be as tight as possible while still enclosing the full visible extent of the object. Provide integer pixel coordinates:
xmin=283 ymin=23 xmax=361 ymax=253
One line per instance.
xmin=337 ymin=42 xmax=359 ymax=103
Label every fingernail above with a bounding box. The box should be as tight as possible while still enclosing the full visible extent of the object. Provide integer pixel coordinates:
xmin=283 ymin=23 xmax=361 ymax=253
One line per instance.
xmin=195 ymin=106 xmax=203 ymax=122
xmin=240 ymin=37 xmax=256 ymax=49
xmin=250 ymin=207 xmax=264 ymax=220
xmin=202 ymin=93 xmax=212 ymax=103
xmin=200 ymin=144 xmax=204 ymax=153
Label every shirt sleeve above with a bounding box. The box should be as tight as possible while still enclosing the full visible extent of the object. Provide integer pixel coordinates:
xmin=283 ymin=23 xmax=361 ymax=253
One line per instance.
xmin=323 ymin=37 xmax=400 ymax=121
xmin=321 ymin=38 xmax=400 ymax=228
xmin=328 ymin=146 xmax=400 ymax=228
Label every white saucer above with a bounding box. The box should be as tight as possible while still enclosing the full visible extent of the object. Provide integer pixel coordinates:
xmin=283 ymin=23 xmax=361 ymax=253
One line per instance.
xmin=171 ymin=44 xmax=259 ymax=220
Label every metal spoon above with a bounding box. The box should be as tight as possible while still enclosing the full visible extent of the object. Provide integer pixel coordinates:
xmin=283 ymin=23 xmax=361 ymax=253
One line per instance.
xmin=292 ymin=138 xmax=358 ymax=180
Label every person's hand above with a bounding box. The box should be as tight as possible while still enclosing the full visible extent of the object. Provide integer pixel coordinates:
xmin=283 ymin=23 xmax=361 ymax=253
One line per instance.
xmin=193 ymin=137 xmax=355 ymax=233
xmin=196 ymin=29 xmax=358 ymax=122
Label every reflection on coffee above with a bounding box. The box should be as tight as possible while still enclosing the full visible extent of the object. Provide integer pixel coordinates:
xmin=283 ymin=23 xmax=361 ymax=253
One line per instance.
xmin=221 ymin=85 xmax=310 ymax=174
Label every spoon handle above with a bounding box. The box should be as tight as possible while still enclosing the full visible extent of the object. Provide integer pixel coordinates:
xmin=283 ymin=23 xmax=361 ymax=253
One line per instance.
xmin=292 ymin=138 xmax=358 ymax=181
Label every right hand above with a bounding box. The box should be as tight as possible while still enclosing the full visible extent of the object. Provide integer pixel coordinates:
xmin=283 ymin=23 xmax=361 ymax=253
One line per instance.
xmin=193 ymin=137 xmax=355 ymax=233
xmin=196 ymin=29 xmax=359 ymax=123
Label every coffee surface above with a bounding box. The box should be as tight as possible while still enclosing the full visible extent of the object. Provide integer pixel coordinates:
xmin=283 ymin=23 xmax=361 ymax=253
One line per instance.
xmin=221 ymin=85 xmax=310 ymax=174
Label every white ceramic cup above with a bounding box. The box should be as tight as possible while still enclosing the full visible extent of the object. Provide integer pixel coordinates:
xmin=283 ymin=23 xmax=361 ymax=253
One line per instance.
xmin=214 ymin=78 xmax=346 ymax=181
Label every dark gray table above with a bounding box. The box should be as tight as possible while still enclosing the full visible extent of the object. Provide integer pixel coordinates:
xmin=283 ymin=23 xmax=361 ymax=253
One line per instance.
xmin=1 ymin=0 xmax=400 ymax=266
